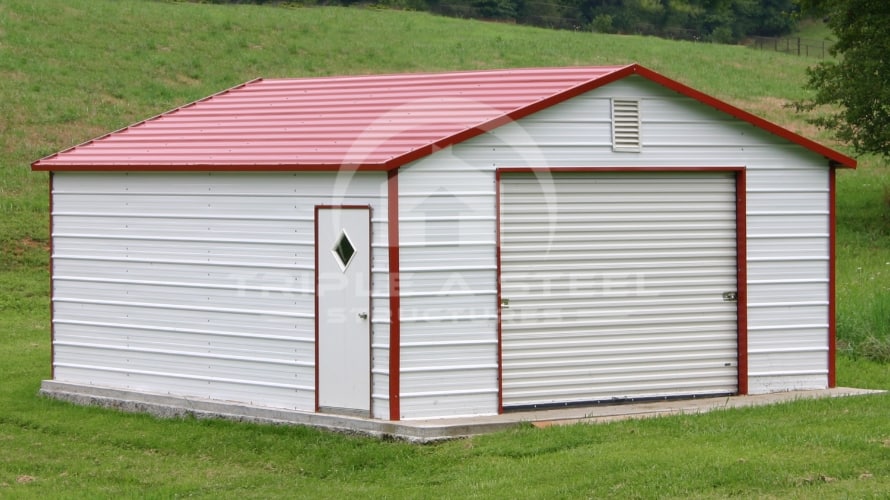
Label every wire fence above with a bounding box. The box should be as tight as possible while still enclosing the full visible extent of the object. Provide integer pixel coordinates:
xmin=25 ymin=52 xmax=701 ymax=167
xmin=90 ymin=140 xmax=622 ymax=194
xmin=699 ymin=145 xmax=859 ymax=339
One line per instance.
xmin=748 ymin=36 xmax=835 ymax=59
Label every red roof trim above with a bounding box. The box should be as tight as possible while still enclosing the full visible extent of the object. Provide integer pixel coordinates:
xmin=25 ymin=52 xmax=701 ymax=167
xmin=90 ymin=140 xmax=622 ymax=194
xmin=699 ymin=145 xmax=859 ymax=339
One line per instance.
xmin=31 ymin=162 xmax=392 ymax=172
xmin=628 ymin=65 xmax=856 ymax=169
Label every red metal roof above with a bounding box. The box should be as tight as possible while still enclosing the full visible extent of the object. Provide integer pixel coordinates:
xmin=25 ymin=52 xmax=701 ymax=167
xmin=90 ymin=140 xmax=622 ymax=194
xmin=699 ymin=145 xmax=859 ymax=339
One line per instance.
xmin=32 ymin=64 xmax=856 ymax=171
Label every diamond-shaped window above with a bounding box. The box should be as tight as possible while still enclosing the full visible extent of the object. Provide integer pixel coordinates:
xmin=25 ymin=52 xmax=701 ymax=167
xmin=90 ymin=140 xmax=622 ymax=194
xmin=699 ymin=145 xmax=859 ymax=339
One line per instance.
xmin=332 ymin=230 xmax=356 ymax=271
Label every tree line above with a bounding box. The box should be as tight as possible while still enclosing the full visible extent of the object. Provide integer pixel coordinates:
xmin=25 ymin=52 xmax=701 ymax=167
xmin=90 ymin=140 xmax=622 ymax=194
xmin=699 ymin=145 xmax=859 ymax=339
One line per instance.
xmin=205 ymin=0 xmax=799 ymax=43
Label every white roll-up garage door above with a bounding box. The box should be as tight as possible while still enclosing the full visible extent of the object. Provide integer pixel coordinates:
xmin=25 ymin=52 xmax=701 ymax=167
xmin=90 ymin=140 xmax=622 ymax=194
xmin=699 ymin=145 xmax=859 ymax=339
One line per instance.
xmin=499 ymin=171 xmax=739 ymax=408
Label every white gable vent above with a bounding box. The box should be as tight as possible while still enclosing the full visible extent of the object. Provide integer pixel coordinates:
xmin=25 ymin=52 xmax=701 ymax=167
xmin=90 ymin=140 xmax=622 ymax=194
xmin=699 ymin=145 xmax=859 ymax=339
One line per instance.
xmin=611 ymin=98 xmax=641 ymax=152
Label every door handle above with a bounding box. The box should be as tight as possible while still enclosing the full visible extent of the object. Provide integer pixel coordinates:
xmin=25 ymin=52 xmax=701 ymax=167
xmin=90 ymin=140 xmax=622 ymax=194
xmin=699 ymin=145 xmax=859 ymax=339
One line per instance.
xmin=358 ymin=312 xmax=368 ymax=320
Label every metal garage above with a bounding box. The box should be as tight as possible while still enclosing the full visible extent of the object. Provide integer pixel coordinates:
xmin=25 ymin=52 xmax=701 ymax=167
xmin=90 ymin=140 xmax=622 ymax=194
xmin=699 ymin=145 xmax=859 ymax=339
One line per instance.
xmin=33 ymin=64 xmax=856 ymax=423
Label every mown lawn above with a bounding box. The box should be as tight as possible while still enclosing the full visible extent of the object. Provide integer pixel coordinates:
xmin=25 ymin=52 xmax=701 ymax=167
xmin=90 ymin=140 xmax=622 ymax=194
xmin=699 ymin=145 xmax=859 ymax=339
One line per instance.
xmin=1 ymin=0 xmax=888 ymax=497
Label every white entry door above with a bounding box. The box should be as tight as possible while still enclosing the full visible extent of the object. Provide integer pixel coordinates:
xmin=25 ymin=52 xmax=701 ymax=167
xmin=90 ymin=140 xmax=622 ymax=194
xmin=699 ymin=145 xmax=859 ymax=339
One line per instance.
xmin=316 ymin=206 xmax=371 ymax=415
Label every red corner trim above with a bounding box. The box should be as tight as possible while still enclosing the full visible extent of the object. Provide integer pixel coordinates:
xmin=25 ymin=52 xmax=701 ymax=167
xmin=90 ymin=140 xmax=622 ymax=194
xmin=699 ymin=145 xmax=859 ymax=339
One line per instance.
xmin=49 ymin=172 xmax=55 ymax=380
xmin=735 ymin=169 xmax=749 ymax=395
xmin=495 ymin=169 xmax=504 ymax=414
xmin=828 ymin=168 xmax=837 ymax=388
xmin=387 ymin=169 xmax=401 ymax=421
xmin=313 ymin=205 xmax=321 ymax=412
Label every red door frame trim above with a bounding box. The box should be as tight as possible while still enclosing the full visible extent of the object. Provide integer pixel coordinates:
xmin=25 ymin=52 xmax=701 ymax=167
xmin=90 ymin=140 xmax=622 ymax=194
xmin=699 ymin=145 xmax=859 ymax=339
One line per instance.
xmin=735 ymin=169 xmax=749 ymax=395
xmin=495 ymin=166 xmax=749 ymax=412
xmin=313 ymin=204 xmax=373 ymax=414
xmin=387 ymin=170 xmax=401 ymax=421
xmin=828 ymin=168 xmax=837 ymax=388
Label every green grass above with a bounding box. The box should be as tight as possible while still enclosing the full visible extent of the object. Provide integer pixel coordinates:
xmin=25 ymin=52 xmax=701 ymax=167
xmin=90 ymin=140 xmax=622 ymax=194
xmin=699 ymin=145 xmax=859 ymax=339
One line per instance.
xmin=836 ymin=159 xmax=890 ymax=362
xmin=3 ymin=394 xmax=890 ymax=497
xmin=1 ymin=0 xmax=888 ymax=497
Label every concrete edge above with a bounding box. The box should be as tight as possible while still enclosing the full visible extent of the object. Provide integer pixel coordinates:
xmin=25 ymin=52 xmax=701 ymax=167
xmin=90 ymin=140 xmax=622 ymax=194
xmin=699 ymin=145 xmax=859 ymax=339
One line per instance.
xmin=38 ymin=381 xmax=885 ymax=443
xmin=38 ymin=381 xmax=515 ymax=443
xmin=521 ymin=387 xmax=886 ymax=427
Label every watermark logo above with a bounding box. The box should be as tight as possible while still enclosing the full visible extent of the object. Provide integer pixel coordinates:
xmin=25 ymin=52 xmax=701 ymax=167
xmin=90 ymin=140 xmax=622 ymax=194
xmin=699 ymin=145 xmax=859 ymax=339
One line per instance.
xmin=226 ymin=95 xmax=656 ymax=326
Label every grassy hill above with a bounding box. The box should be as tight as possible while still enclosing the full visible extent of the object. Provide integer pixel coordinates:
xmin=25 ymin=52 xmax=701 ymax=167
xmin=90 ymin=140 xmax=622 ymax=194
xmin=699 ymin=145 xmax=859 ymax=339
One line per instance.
xmin=1 ymin=0 xmax=888 ymax=496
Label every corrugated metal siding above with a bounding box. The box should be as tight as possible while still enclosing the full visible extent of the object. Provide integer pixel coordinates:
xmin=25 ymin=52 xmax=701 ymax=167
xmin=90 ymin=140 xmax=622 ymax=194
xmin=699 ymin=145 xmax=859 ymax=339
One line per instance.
xmin=396 ymin=156 xmax=499 ymax=419
xmin=393 ymin=75 xmax=829 ymax=417
xmin=499 ymin=171 xmax=739 ymax=407
xmin=51 ymin=172 xmax=390 ymax=416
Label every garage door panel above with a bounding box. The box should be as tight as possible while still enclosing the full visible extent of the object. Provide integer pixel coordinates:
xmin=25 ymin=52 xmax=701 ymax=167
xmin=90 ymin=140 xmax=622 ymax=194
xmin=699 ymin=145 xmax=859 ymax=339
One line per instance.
xmin=503 ymin=312 xmax=736 ymax=332
xmin=503 ymin=321 xmax=737 ymax=340
xmin=500 ymin=256 xmax=736 ymax=272
xmin=506 ymin=345 xmax=738 ymax=363
xmin=501 ymin=267 xmax=737 ymax=287
xmin=505 ymin=362 xmax=739 ymax=386
xmin=500 ymin=171 xmax=739 ymax=408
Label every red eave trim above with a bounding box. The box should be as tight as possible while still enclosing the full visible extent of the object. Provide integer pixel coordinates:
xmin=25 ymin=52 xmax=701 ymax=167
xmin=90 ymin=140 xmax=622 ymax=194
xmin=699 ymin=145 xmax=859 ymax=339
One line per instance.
xmin=629 ymin=65 xmax=857 ymax=169
xmin=30 ymin=162 xmax=394 ymax=173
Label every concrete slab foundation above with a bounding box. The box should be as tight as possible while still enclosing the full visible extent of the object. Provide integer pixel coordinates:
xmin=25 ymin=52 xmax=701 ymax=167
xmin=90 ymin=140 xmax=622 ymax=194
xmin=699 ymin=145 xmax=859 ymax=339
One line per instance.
xmin=39 ymin=381 xmax=884 ymax=443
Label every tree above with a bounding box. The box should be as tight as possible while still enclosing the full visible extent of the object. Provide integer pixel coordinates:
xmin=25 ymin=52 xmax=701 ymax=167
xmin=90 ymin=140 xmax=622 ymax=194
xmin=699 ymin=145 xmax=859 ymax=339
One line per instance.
xmin=751 ymin=0 xmax=796 ymax=37
xmin=797 ymin=0 xmax=890 ymax=157
xmin=473 ymin=0 xmax=520 ymax=19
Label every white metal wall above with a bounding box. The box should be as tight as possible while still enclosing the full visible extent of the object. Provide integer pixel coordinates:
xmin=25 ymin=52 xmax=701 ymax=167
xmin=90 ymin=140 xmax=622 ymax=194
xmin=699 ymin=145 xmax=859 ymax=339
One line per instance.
xmin=499 ymin=171 xmax=739 ymax=407
xmin=50 ymin=172 xmax=391 ymax=417
xmin=396 ymin=156 xmax=499 ymax=419
xmin=396 ymin=75 xmax=831 ymax=418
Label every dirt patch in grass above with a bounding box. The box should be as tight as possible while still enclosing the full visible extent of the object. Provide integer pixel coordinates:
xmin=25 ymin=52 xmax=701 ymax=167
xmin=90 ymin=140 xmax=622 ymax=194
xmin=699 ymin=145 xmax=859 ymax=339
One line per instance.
xmin=18 ymin=237 xmax=50 ymax=253
xmin=3 ymin=237 xmax=50 ymax=270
